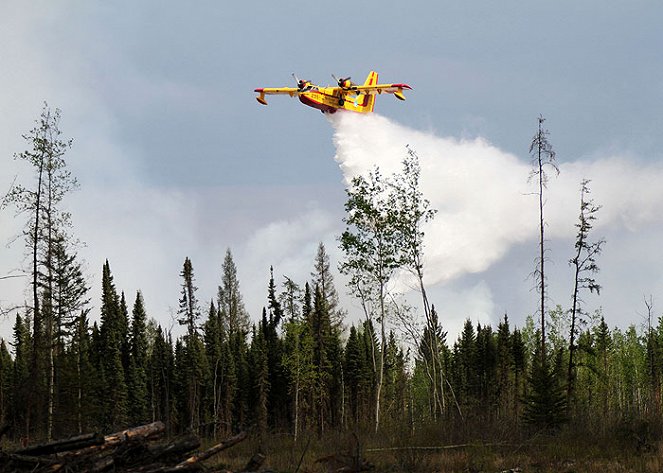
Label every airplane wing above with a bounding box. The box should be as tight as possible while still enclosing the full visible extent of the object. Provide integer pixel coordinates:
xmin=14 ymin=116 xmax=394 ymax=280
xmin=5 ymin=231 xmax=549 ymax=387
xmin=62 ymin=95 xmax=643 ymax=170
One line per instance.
xmin=351 ymin=83 xmax=412 ymax=97
xmin=254 ymin=87 xmax=301 ymax=96
xmin=255 ymin=86 xmax=307 ymax=105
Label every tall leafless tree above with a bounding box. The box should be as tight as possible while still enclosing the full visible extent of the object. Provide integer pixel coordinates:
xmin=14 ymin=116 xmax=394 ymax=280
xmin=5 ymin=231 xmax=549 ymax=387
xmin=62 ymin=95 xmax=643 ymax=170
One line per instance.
xmin=528 ymin=115 xmax=559 ymax=359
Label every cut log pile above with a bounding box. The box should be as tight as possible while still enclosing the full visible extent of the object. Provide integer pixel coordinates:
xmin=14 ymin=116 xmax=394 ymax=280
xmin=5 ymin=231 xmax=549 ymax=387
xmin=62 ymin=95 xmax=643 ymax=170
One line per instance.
xmin=0 ymin=422 xmax=265 ymax=473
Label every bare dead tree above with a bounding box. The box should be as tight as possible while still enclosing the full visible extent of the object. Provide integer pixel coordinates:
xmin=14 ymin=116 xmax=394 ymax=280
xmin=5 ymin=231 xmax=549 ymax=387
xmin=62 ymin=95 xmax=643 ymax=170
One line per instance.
xmin=528 ymin=115 xmax=559 ymax=359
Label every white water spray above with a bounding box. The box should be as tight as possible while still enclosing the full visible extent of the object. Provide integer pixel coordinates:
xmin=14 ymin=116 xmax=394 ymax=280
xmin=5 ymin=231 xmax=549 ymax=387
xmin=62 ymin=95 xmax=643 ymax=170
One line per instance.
xmin=328 ymin=112 xmax=663 ymax=327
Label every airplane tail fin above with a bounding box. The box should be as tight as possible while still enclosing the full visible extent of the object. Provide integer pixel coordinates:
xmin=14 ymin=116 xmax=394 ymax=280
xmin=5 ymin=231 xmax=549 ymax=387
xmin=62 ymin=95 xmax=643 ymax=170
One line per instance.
xmin=362 ymin=71 xmax=378 ymax=112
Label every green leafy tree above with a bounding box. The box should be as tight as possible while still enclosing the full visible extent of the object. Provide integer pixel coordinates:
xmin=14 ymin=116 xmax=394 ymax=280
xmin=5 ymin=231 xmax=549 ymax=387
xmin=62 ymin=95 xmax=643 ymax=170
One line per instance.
xmin=390 ymin=147 xmax=442 ymax=417
xmin=340 ymin=167 xmax=401 ymax=432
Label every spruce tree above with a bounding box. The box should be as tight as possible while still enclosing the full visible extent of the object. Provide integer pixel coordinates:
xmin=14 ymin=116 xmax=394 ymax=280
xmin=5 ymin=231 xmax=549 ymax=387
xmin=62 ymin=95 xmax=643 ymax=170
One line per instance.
xmin=128 ymin=291 xmax=149 ymax=425
xmin=495 ymin=315 xmax=514 ymax=417
xmin=344 ymin=325 xmax=363 ymax=426
xmin=70 ymin=310 xmax=93 ymax=433
xmin=98 ymin=260 xmax=128 ymax=431
xmin=311 ymin=243 xmax=345 ymax=331
xmin=249 ymin=322 xmax=270 ymax=436
xmin=149 ymin=326 xmax=174 ymax=432
xmin=176 ymin=257 xmax=208 ymax=432
xmin=522 ymin=332 xmax=567 ymax=429
xmin=218 ymin=249 xmax=250 ymax=335
xmin=11 ymin=314 xmax=32 ymax=439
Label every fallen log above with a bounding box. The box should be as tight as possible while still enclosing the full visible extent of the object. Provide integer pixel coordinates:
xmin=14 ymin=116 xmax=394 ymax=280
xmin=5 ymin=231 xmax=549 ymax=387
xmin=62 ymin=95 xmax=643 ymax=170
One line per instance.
xmin=0 ymin=423 xmax=253 ymax=473
xmin=15 ymin=432 xmax=105 ymax=456
xmin=174 ymin=431 xmax=248 ymax=469
xmin=59 ymin=421 xmax=166 ymax=458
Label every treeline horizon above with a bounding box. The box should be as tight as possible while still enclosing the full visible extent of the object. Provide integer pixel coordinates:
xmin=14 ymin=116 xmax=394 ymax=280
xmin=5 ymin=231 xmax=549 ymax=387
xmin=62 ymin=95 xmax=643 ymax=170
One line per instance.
xmin=3 ymin=104 xmax=663 ymax=447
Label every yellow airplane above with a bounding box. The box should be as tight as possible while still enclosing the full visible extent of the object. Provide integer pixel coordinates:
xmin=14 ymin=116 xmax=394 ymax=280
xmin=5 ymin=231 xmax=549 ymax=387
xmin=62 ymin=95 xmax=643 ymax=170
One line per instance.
xmin=255 ymin=71 xmax=412 ymax=114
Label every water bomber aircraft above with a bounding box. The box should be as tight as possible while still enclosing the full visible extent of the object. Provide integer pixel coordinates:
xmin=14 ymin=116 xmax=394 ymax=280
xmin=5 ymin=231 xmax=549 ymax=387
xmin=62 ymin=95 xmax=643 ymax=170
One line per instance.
xmin=255 ymin=71 xmax=411 ymax=114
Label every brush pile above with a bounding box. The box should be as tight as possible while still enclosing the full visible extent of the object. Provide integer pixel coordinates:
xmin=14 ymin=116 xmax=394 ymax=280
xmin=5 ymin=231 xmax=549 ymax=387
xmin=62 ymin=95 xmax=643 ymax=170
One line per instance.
xmin=0 ymin=422 xmax=263 ymax=472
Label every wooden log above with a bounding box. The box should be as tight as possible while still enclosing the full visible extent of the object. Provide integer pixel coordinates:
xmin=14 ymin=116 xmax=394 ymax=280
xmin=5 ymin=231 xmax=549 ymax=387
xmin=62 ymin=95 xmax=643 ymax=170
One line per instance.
xmin=107 ymin=421 xmax=167 ymax=445
xmin=147 ymin=434 xmax=201 ymax=461
xmin=15 ymin=432 xmax=105 ymax=456
xmin=173 ymin=431 xmax=247 ymax=470
xmin=122 ymin=435 xmax=202 ymax=472
xmin=58 ymin=421 xmax=166 ymax=458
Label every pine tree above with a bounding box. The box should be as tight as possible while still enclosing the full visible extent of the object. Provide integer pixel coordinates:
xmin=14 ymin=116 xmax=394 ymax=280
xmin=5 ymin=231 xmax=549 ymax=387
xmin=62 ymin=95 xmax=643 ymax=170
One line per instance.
xmin=311 ymin=243 xmax=345 ymax=330
xmin=454 ymin=319 xmax=478 ymax=412
xmin=128 ymin=291 xmax=149 ymax=425
xmin=218 ymin=249 xmax=250 ymax=335
xmin=282 ymin=315 xmax=313 ymax=439
xmin=98 ymin=261 xmax=128 ymax=431
xmin=522 ymin=332 xmax=567 ymax=429
xmin=11 ymin=314 xmax=32 ymax=438
xmin=344 ymin=325 xmax=363 ymax=426
xmin=307 ymin=285 xmax=334 ymax=435
xmin=203 ymin=300 xmax=223 ymax=437
xmin=511 ymin=328 xmax=527 ymax=420
xmin=249 ymin=322 xmax=270 ymax=436
xmin=476 ymin=323 xmax=497 ymax=413
xmin=148 ymin=326 xmax=174 ymax=432
xmin=593 ymin=316 xmax=612 ymax=415
xmin=70 ymin=310 xmax=93 ymax=433
xmin=416 ymin=305 xmax=448 ymax=419
xmin=264 ymin=267 xmax=288 ymax=429
xmin=176 ymin=257 xmax=208 ymax=432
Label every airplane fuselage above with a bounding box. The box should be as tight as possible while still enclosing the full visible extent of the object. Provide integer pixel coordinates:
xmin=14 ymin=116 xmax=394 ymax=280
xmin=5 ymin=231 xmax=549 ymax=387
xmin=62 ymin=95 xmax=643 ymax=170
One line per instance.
xmin=297 ymin=86 xmax=373 ymax=114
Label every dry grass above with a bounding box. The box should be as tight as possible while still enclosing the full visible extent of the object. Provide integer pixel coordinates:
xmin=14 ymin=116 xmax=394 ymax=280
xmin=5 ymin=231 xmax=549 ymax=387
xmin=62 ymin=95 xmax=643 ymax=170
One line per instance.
xmin=202 ymin=421 xmax=663 ymax=472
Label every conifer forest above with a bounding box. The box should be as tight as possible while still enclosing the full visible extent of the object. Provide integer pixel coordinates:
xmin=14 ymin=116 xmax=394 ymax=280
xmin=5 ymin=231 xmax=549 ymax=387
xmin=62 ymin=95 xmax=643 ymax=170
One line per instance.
xmin=3 ymin=105 xmax=663 ymax=472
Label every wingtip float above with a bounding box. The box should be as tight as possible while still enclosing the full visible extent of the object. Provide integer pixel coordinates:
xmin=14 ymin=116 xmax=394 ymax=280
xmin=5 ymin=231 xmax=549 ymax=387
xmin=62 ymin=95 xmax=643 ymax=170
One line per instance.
xmin=255 ymin=71 xmax=412 ymax=114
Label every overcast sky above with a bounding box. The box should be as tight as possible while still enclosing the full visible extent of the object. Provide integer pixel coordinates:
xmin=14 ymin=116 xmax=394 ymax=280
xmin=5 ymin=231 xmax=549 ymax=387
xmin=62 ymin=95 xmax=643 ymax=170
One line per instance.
xmin=2 ymin=2 xmax=663 ymax=342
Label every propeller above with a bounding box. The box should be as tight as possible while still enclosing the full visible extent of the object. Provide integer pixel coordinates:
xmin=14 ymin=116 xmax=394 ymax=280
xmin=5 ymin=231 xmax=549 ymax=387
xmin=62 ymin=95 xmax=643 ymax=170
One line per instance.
xmin=332 ymin=74 xmax=352 ymax=89
xmin=292 ymin=73 xmax=308 ymax=91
